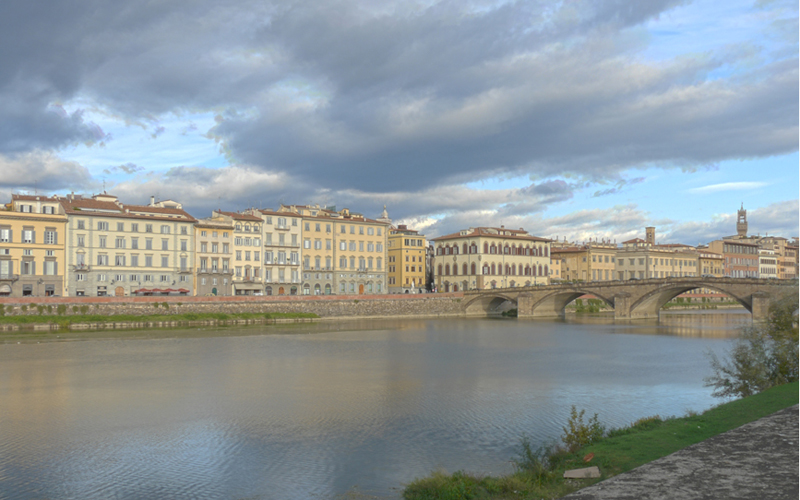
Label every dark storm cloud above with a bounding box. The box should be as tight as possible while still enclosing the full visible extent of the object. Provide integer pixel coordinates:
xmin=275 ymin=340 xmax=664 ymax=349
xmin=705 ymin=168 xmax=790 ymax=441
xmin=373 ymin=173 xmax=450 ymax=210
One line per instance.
xmin=0 ymin=0 xmax=796 ymax=198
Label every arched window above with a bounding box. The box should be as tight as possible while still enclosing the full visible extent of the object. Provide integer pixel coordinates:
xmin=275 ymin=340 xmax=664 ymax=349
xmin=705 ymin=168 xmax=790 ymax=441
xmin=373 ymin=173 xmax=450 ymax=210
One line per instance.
xmin=445 ymin=264 xmax=450 ymax=275
xmin=462 ymin=243 xmax=468 ymax=254
xmin=471 ymin=263 xmax=476 ymax=275
xmin=452 ymin=264 xmax=457 ymax=276
xmin=491 ymin=263 xmax=496 ymax=275
xmin=504 ymin=245 xmax=510 ymax=254
xmin=482 ymin=264 xmax=489 ymax=275
xmin=462 ymin=263 xmax=468 ymax=275
xmin=438 ymin=264 xmax=443 ymax=275
xmin=544 ymin=247 xmax=549 ymax=257
xmin=538 ymin=264 xmax=543 ymax=276
xmin=484 ymin=242 xmax=489 ymax=254
xmin=453 ymin=284 xmax=458 ymax=292
xmin=490 ymin=244 xmax=497 ymax=254
xmin=544 ymin=264 xmax=549 ymax=276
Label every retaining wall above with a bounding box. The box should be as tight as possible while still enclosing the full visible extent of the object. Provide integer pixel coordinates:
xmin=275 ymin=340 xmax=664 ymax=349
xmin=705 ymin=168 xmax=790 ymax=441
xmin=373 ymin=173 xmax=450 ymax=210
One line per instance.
xmin=0 ymin=293 xmax=467 ymax=320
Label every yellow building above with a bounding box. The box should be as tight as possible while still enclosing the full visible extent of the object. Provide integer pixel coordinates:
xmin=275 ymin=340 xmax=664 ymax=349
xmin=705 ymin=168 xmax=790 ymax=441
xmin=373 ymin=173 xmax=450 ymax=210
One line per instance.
xmin=279 ymin=204 xmax=390 ymax=295
xmin=551 ymin=241 xmax=617 ymax=282
xmin=249 ymin=208 xmax=303 ymax=296
xmin=387 ymin=224 xmax=427 ymax=293
xmin=432 ymin=226 xmax=551 ymax=292
xmin=194 ymin=215 xmax=234 ymax=296
xmin=0 ymin=195 xmax=67 ymax=297
xmin=213 ymin=211 xmax=265 ymax=295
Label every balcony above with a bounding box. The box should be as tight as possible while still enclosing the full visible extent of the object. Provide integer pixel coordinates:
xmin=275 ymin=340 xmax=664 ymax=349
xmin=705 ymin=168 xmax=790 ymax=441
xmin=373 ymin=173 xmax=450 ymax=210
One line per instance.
xmin=0 ymin=273 xmax=18 ymax=281
xmin=177 ymin=267 xmax=193 ymax=274
xmin=72 ymin=264 xmax=91 ymax=271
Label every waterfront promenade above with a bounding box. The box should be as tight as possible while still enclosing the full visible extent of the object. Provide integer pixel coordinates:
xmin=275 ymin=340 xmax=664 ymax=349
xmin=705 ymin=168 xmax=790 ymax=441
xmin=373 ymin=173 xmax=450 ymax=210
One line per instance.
xmin=562 ymin=405 xmax=799 ymax=500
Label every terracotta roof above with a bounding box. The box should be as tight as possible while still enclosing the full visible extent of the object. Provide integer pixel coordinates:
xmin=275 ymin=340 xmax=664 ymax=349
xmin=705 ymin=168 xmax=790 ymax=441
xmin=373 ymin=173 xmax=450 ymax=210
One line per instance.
xmin=59 ymin=197 xmax=196 ymax=222
xmin=12 ymin=194 xmax=60 ymax=202
xmin=257 ymin=209 xmax=302 ymax=218
xmin=433 ymin=227 xmax=550 ymax=242
xmin=551 ymin=247 xmax=588 ymax=253
xmin=622 ymin=238 xmax=647 ymax=244
xmin=215 ymin=210 xmax=263 ymax=222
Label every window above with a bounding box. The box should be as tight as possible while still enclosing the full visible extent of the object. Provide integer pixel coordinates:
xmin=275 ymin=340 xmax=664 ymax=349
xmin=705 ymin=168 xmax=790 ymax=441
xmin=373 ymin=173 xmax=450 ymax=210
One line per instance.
xmin=236 ymin=250 xmax=242 ymax=261
xmin=22 ymin=230 xmax=34 ymax=244
xmin=146 ymin=239 xmax=153 ymax=250
xmin=131 ymin=238 xmax=138 ymax=249
xmin=367 ymin=227 xmax=374 ymax=236
xmin=115 ymin=255 xmax=126 ymax=266
xmin=161 ymin=239 xmax=168 ymax=250
xmin=180 ymin=240 xmax=187 ymax=251
xmin=161 ymin=256 xmax=169 ymax=268
xmin=315 ymin=223 xmax=321 ymax=232
xmin=340 ymin=241 xmax=346 ymax=251
xmin=116 ymin=237 xmax=125 ymax=248
xmin=97 ymin=254 xmax=109 ymax=266
xmin=44 ymin=230 xmax=57 ymax=245
xmin=131 ymin=223 xmax=139 ymax=232
xmin=145 ymin=255 xmax=153 ymax=267
xmin=304 ymin=239 xmax=311 ymax=249
xmin=131 ymin=255 xmax=139 ymax=267
xmin=98 ymin=236 xmax=106 ymax=248
xmin=145 ymin=224 xmax=153 ymax=233
xmin=77 ymin=273 xmax=86 ymax=281
xmin=314 ymin=240 xmax=322 ymax=250
xmin=359 ymin=227 xmax=364 ymax=235
xmin=0 ymin=228 xmax=11 ymax=242
xmin=77 ymin=220 xmax=85 ymax=230
xmin=98 ymin=221 xmax=109 ymax=231
xmin=201 ymin=242 xmax=208 ymax=253
xmin=117 ymin=222 xmax=124 ymax=231
xmin=161 ymin=225 xmax=170 ymax=234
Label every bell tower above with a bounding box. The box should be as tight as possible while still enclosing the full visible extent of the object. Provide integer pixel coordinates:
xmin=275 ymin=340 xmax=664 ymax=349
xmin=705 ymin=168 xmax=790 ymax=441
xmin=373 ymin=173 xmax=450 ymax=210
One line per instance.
xmin=736 ymin=203 xmax=748 ymax=238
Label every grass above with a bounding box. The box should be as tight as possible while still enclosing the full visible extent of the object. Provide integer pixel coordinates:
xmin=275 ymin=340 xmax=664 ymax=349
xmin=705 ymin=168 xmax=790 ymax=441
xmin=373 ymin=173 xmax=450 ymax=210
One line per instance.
xmin=402 ymin=380 xmax=798 ymax=500
xmin=0 ymin=311 xmax=319 ymax=329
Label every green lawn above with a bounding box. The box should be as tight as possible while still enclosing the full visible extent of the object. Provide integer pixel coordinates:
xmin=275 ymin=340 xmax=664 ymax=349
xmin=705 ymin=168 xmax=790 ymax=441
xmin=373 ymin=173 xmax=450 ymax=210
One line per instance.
xmin=403 ymin=381 xmax=798 ymax=500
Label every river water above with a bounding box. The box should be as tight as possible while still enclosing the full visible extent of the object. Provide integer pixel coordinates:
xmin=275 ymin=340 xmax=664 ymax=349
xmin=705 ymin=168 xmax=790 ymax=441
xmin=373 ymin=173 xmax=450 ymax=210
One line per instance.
xmin=0 ymin=310 xmax=750 ymax=499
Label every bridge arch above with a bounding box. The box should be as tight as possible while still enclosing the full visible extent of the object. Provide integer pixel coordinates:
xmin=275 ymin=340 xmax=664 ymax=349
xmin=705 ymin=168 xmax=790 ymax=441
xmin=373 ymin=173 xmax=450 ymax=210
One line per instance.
xmin=463 ymin=293 xmax=518 ymax=316
xmin=628 ymin=283 xmax=752 ymax=318
xmin=524 ymin=289 xmax=616 ymax=318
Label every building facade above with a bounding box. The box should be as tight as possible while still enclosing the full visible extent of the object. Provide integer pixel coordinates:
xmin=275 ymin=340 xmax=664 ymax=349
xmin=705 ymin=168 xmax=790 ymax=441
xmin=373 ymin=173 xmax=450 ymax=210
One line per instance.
xmin=707 ymin=239 xmax=759 ymax=278
xmin=615 ymin=230 xmax=699 ymax=280
xmin=432 ymin=226 xmax=551 ymax=292
xmin=551 ymin=241 xmax=617 ymax=282
xmin=60 ymin=194 xmax=196 ymax=297
xmin=194 ymin=215 xmax=234 ymax=296
xmin=387 ymin=225 xmax=427 ymax=293
xmin=255 ymin=209 xmax=303 ymax=296
xmin=0 ymin=195 xmax=67 ymax=297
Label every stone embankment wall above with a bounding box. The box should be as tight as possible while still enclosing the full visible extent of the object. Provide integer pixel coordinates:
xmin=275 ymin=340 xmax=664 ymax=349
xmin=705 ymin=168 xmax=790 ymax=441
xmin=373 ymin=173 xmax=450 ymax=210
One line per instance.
xmin=0 ymin=293 xmax=467 ymax=320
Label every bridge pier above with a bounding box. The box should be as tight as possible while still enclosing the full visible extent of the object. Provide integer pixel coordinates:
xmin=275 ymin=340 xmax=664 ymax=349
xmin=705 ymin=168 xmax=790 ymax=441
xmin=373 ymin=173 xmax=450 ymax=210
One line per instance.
xmin=750 ymin=292 xmax=771 ymax=321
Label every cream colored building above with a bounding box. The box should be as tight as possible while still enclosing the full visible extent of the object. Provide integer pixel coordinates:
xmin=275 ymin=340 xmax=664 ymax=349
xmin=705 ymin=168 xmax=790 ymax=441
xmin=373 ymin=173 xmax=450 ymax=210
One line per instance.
xmin=249 ymin=208 xmax=303 ymax=296
xmin=60 ymin=194 xmax=196 ymax=297
xmin=213 ymin=211 xmax=265 ymax=295
xmin=615 ymin=228 xmax=699 ymax=280
xmin=194 ymin=215 xmax=234 ymax=296
xmin=432 ymin=226 xmax=551 ymax=292
xmin=388 ymin=225 xmax=427 ymax=293
xmin=0 ymin=195 xmax=67 ymax=297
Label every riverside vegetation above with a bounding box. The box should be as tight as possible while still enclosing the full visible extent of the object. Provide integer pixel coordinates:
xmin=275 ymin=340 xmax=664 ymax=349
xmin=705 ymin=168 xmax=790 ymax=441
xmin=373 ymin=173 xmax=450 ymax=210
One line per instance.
xmin=0 ymin=304 xmax=318 ymax=330
xmin=403 ymin=290 xmax=799 ymax=500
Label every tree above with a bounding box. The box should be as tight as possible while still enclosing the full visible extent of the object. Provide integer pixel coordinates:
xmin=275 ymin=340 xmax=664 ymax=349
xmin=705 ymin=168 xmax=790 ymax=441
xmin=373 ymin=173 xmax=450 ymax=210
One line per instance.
xmin=705 ymin=290 xmax=798 ymax=398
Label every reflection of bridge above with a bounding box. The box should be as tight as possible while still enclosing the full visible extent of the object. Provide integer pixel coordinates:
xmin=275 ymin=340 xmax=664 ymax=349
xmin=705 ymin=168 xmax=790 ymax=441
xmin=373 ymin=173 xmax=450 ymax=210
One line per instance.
xmin=462 ymin=277 xmax=797 ymax=320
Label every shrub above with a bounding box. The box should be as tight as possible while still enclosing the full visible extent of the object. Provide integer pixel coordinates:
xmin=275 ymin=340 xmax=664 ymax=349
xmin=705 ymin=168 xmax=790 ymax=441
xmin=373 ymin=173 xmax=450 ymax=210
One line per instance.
xmin=162 ymin=302 xmax=169 ymax=309
xmin=57 ymin=305 xmax=67 ymax=315
xmin=562 ymin=406 xmax=605 ymax=452
xmin=705 ymin=290 xmax=798 ymax=398
xmin=47 ymin=305 xmax=52 ymax=313
xmin=21 ymin=305 xmax=27 ymax=312
xmin=72 ymin=306 xmax=79 ymax=313
xmin=512 ymin=436 xmax=556 ymax=482
xmin=353 ymin=300 xmax=359 ymax=304
xmin=153 ymin=302 xmax=159 ymax=308
xmin=80 ymin=305 xmax=89 ymax=314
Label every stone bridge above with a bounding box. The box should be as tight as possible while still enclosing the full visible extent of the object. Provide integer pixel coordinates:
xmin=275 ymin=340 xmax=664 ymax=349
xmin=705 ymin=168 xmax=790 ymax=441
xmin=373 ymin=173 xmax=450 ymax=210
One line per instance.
xmin=461 ymin=277 xmax=797 ymax=320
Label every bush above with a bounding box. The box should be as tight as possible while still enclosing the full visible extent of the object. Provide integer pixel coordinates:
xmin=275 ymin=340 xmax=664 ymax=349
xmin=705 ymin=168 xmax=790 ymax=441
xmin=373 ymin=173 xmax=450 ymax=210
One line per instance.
xmin=72 ymin=306 xmax=79 ymax=313
xmin=153 ymin=302 xmax=159 ymax=308
xmin=57 ymin=305 xmax=66 ymax=315
xmin=562 ymin=406 xmax=605 ymax=452
xmin=21 ymin=305 xmax=27 ymax=312
xmin=162 ymin=302 xmax=169 ymax=309
xmin=37 ymin=305 xmax=45 ymax=314
xmin=80 ymin=305 xmax=89 ymax=314
xmin=705 ymin=290 xmax=799 ymax=399
xmin=512 ymin=436 xmax=557 ymax=482
xmin=47 ymin=305 xmax=52 ymax=313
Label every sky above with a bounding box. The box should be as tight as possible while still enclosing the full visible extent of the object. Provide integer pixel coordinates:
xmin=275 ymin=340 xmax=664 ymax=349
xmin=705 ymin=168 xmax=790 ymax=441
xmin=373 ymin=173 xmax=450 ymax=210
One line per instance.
xmin=1 ymin=0 xmax=797 ymax=245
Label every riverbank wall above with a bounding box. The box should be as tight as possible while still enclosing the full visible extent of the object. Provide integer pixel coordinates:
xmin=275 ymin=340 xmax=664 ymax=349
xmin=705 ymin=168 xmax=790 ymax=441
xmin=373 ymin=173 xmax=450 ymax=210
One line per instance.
xmin=0 ymin=293 xmax=467 ymax=323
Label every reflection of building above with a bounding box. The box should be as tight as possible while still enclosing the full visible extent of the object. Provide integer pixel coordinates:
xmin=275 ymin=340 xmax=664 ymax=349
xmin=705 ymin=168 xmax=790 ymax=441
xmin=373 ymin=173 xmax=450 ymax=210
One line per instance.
xmin=388 ymin=225 xmax=427 ymax=293
xmin=60 ymin=194 xmax=196 ymax=297
xmin=0 ymin=195 xmax=67 ymax=297
xmin=432 ymin=226 xmax=551 ymax=292
xmin=615 ymin=228 xmax=699 ymax=280
xmin=194 ymin=215 xmax=234 ymax=296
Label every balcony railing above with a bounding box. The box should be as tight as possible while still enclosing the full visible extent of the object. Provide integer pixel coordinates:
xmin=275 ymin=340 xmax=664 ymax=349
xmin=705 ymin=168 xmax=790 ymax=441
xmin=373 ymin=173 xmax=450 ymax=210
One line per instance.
xmin=177 ymin=267 xmax=193 ymax=273
xmin=72 ymin=264 xmax=91 ymax=271
xmin=0 ymin=273 xmax=19 ymax=281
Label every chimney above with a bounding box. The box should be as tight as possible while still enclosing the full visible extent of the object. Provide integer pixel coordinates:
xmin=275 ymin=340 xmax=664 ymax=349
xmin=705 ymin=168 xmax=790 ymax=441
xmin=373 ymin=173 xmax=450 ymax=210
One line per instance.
xmin=150 ymin=196 xmax=155 ymax=206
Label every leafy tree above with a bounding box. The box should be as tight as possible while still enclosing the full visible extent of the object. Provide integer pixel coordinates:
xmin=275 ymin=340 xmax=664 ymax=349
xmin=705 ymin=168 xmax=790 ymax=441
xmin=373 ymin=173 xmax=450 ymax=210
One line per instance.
xmin=705 ymin=290 xmax=798 ymax=398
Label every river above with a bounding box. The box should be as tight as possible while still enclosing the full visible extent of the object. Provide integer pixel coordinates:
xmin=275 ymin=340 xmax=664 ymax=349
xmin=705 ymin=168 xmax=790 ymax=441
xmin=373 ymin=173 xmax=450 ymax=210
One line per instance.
xmin=0 ymin=310 xmax=750 ymax=499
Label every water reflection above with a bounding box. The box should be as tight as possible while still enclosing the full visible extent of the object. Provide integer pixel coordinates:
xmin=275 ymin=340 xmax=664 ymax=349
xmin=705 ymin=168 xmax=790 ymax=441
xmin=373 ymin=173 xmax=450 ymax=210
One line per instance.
xmin=0 ymin=312 xmax=744 ymax=499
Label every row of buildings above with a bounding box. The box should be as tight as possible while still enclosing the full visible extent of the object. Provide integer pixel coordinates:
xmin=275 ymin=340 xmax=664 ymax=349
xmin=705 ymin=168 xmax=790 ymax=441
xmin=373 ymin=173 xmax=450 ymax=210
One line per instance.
xmin=429 ymin=206 xmax=798 ymax=291
xmin=0 ymin=193 xmax=428 ymax=297
xmin=1 ymin=192 xmax=795 ymax=298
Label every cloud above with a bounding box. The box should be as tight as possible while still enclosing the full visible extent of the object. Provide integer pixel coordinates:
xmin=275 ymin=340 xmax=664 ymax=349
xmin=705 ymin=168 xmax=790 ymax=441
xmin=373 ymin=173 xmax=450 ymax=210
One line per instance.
xmin=0 ymin=0 xmax=795 ymax=194
xmin=687 ymin=181 xmax=769 ymax=193
xmin=103 ymin=162 xmax=145 ymax=175
xmin=0 ymin=151 xmax=94 ymax=191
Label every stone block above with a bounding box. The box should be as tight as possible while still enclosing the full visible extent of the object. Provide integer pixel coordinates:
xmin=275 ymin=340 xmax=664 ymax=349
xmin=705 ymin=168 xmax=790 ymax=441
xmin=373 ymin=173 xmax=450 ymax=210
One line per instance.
xmin=563 ymin=466 xmax=601 ymax=479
